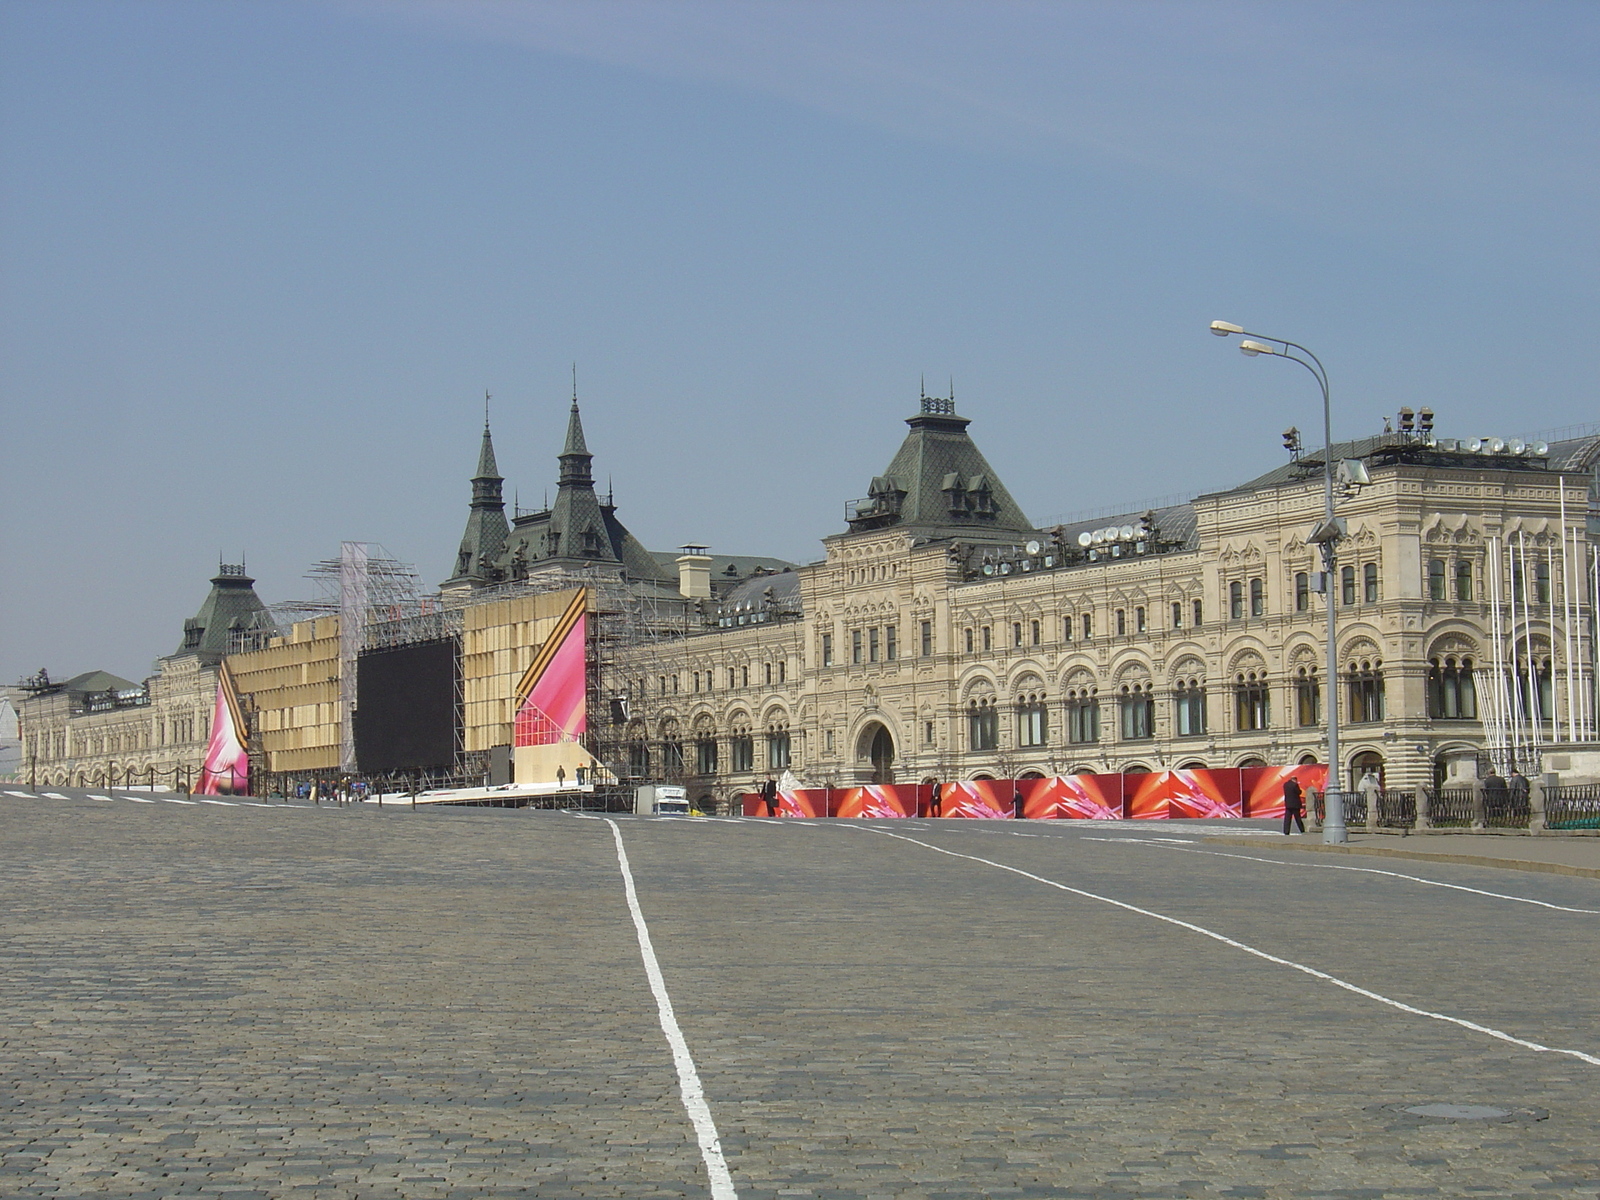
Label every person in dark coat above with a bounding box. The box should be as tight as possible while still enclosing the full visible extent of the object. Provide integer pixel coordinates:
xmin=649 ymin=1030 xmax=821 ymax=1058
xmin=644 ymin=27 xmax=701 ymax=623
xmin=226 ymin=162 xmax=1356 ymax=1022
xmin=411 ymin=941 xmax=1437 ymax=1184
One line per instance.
xmin=1282 ymin=776 xmax=1305 ymax=835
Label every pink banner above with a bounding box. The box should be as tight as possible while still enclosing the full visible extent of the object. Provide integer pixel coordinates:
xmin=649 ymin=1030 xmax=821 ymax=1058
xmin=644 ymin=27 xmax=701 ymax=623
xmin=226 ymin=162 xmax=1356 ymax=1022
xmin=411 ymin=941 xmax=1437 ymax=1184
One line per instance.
xmin=196 ymin=673 xmax=248 ymax=796
xmin=515 ymin=611 xmax=587 ymax=747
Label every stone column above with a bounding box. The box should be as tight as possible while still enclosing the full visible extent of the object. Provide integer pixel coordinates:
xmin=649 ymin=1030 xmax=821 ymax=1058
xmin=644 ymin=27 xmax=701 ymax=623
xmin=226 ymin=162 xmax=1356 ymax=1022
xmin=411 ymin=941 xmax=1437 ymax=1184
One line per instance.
xmin=1529 ymin=774 xmax=1549 ymax=835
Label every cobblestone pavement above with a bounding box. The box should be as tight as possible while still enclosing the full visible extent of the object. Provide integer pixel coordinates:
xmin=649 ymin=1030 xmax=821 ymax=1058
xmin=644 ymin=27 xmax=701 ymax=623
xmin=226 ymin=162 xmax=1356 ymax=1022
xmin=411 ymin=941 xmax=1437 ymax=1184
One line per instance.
xmin=3 ymin=791 xmax=1599 ymax=1199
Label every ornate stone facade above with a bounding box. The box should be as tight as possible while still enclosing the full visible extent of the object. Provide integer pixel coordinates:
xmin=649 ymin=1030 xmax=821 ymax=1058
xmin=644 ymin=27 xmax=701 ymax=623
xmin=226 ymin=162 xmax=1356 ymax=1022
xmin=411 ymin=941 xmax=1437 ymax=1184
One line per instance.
xmin=610 ymin=400 xmax=1600 ymax=809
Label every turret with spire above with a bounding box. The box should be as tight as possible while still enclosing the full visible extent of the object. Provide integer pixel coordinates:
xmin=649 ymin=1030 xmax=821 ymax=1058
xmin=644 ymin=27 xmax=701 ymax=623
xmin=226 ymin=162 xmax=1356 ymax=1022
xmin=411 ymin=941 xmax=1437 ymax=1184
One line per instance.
xmin=441 ymin=395 xmax=512 ymax=593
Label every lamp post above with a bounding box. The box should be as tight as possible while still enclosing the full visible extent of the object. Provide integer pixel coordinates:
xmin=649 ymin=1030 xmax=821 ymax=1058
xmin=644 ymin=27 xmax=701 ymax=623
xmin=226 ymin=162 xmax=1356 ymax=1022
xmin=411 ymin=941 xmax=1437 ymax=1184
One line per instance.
xmin=1210 ymin=321 xmax=1347 ymax=843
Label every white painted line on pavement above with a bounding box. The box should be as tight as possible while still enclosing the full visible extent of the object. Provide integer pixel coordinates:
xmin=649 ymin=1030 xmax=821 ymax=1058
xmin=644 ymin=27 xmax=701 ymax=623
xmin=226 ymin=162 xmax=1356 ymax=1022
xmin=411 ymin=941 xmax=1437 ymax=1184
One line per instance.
xmin=854 ymin=825 xmax=1600 ymax=1069
xmin=1145 ymin=843 xmax=1600 ymax=915
xmin=603 ymin=818 xmax=737 ymax=1200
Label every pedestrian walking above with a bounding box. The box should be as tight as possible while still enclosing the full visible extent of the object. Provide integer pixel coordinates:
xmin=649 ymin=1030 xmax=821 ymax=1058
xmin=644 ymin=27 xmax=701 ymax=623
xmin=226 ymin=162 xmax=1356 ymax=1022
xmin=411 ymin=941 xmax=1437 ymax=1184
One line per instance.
xmin=1282 ymin=775 xmax=1305 ymax=835
xmin=761 ymin=776 xmax=779 ymax=817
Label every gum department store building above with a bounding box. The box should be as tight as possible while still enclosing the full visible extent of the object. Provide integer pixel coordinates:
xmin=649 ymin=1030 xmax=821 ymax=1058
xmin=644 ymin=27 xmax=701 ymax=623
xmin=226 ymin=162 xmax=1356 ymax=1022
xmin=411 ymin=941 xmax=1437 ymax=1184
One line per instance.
xmin=447 ymin=394 xmax=1599 ymax=805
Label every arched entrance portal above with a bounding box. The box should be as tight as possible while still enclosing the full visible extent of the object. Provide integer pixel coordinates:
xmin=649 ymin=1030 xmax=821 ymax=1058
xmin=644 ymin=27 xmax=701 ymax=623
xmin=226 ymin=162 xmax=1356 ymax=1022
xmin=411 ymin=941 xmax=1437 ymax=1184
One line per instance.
xmin=859 ymin=722 xmax=895 ymax=784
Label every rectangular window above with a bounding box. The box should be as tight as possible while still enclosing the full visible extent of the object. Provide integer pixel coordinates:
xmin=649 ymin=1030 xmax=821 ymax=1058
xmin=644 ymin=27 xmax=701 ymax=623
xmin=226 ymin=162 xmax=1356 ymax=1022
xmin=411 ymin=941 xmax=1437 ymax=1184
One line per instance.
xmin=1120 ymin=695 xmax=1153 ymax=740
xmin=731 ymin=735 xmax=753 ymax=772
xmin=767 ymin=731 xmax=791 ymax=770
xmin=982 ymin=625 xmax=992 ymax=651
xmin=1295 ymin=572 xmax=1309 ymax=612
xmin=1296 ymin=674 xmax=1321 ymax=726
xmin=696 ymin=738 xmax=718 ymax=776
xmin=868 ymin=627 xmax=880 ymax=663
xmin=1067 ymin=699 xmax=1099 ymax=744
xmin=1018 ymin=702 xmax=1048 ymax=747
xmin=821 ymin=633 xmax=833 ymax=667
xmin=967 ymin=705 xmax=999 ymax=751
xmin=920 ymin=619 xmax=933 ymax=656
xmin=1193 ymin=599 xmax=1203 ymax=627
xmin=1175 ymin=689 xmax=1206 ymax=736
xmin=1116 ymin=608 xmax=1126 ymax=636
xmin=886 ymin=625 xmax=897 ymax=661
xmin=852 ymin=629 xmax=863 ymax=664
xmin=1364 ymin=562 xmax=1379 ymax=603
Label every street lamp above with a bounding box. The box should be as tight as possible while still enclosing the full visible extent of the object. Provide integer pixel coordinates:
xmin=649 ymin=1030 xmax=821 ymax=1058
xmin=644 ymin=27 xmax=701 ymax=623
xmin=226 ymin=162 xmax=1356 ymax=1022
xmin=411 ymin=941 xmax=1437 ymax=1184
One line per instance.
xmin=1210 ymin=320 xmax=1347 ymax=844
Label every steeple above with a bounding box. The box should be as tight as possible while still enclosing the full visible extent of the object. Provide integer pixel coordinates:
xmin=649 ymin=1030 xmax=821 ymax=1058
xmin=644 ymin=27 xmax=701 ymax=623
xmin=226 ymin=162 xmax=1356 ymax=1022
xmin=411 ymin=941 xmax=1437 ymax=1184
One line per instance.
xmin=558 ymin=399 xmax=592 ymax=485
xmin=442 ymin=407 xmax=512 ymax=591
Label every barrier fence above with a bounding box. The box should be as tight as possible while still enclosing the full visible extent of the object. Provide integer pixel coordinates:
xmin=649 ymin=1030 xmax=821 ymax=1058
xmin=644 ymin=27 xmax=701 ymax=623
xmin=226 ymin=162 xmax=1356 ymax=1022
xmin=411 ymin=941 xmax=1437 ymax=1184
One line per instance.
xmin=742 ymin=765 xmax=1327 ymax=820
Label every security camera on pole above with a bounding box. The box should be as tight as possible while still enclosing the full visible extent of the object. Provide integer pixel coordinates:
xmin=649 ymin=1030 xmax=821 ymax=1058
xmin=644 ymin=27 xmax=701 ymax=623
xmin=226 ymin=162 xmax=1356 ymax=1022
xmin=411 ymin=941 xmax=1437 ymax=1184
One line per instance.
xmin=1210 ymin=320 xmax=1349 ymax=844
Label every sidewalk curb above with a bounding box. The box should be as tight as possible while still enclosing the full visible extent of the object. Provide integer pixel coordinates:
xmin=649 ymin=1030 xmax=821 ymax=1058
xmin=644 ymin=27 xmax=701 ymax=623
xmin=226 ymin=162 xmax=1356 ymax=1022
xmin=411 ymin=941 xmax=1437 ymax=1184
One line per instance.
xmin=1200 ymin=836 xmax=1600 ymax=881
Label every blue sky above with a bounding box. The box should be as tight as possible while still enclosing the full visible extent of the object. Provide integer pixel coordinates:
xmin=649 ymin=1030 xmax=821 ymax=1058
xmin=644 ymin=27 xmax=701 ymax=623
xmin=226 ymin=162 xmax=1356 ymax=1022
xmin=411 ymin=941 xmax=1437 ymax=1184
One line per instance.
xmin=3 ymin=0 xmax=1597 ymax=683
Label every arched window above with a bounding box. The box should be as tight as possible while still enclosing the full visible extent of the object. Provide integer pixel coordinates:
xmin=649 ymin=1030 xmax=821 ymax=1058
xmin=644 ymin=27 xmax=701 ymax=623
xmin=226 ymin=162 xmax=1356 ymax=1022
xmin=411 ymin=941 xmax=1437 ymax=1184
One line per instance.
xmin=1427 ymin=656 xmax=1477 ymax=719
xmin=967 ymin=697 xmax=998 ymax=751
xmin=1235 ymin=671 xmax=1270 ymax=731
xmin=1174 ymin=677 xmax=1206 ymax=736
xmin=1295 ymin=665 xmax=1321 ymax=726
xmin=1347 ymin=659 xmax=1385 ymax=723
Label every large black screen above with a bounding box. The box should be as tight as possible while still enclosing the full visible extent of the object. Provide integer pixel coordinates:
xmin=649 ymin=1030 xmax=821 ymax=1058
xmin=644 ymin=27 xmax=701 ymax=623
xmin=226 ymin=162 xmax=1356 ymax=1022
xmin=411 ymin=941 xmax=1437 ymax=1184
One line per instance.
xmin=354 ymin=638 xmax=459 ymax=774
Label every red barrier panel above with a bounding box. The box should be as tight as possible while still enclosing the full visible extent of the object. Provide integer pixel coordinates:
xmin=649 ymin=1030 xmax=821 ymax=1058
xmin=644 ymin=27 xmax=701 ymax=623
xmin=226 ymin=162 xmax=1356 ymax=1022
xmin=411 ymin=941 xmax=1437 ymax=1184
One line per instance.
xmin=940 ymin=779 xmax=1016 ymax=819
xmin=1242 ymin=764 xmax=1327 ymax=818
xmin=1022 ymin=775 xmax=1123 ymax=819
xmin=833 ymin=784 xmax=918 ymax=818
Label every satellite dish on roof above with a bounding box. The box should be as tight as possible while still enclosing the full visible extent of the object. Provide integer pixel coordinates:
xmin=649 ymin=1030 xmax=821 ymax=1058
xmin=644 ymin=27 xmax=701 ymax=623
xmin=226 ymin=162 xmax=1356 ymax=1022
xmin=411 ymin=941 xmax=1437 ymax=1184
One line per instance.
xmin=1025 ymin=539 xmax=1042 ymax=556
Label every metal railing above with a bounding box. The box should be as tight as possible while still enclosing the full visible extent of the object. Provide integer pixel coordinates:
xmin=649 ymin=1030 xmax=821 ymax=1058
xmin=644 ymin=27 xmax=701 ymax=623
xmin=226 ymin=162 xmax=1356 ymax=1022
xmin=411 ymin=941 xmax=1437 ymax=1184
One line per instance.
xmin=1376 ymin=789 xmax=1416 ymax=829
xmin=1546 ymin=784 xmax=1600 ymax=830
xmin=1429 ymin=787 xmax=1477 ymax=827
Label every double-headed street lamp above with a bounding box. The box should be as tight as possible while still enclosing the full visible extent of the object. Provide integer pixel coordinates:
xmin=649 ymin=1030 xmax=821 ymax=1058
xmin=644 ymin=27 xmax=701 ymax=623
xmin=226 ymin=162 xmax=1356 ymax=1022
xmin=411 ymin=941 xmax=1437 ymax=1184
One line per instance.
xmin=1209 ymin=320 xmax=1347 ymax=844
